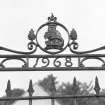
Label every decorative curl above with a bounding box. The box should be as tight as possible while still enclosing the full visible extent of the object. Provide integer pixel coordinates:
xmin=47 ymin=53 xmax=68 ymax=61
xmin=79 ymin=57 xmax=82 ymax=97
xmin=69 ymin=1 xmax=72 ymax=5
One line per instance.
xmin=0 ymin=42 xmax=37 ymax=55
xmin=69 ymin=41 xmax=105 ymax=54
xmin=80 ymin=57 xmax=105 ymax=67
xmin=0 ymin=58 xmax=27 ymax=68
xmin=69 ymin=41 xmax=79 ymax=54
xmin=41 ymin=58 xmax=50 ymax=67
xmin=27 ymin=41 xmax=37 ymax=52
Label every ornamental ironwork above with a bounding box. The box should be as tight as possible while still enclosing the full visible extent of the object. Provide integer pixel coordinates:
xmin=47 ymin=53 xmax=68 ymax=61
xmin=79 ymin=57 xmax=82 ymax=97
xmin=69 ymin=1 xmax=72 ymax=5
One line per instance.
xmin=0 ymin=77 xmax=103 ymax=105
xmin=0 ymin=14 xmax=105 ymax=105
xmin=0 ymin=14 xmax=105 ymax=70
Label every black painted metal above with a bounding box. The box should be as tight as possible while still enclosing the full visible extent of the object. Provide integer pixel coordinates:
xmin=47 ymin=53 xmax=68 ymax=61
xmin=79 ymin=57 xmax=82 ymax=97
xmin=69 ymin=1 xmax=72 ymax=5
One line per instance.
xmin=0 ymin=14 xmax=105 ymax=105
xmin=0 ymin=54 xmax=105 ymax=71
xmin=0 ymin=95 xmax=105 ymax=101
xmin=0 ymin=78 xmax=103 ymax=105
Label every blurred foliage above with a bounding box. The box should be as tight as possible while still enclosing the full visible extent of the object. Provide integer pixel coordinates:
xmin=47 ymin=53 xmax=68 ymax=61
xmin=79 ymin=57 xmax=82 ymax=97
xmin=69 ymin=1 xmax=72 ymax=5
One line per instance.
xmin=1 ymin=74 xmax=105 ymax=105
xmin=38 ymin=74 xmax=58 ymax=95
xmin=0 ymin=89 xmax=24 ymax=105
xmin=39 ymin=74 xmax=105 ymax=105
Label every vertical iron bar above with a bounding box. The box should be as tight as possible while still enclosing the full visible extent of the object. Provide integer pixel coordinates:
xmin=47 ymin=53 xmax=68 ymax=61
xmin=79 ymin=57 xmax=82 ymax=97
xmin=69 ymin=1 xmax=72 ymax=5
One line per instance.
xmin=94 ymin=76 xmax=100 ymax=105
xmin=50 ymin=76 xmax=56 ymax=105
xmin=29 ymin=99 xmax=32 ymax=105
xmin=74 ymin=98 xmax=77 ymax=105
xmin=51 ymin=99 xmax=55 ymax=105
xmin=95 ymin=97 xmax=100 ymax=105
xmin=78 ymin=56 xmax=80 ymax=67
xmin=98 ymin=98 xmax=100 ymax=105
xmin=26 ymin=57 xmax=29 ymax=67
xmin=72 ymin=77 xmax=78 ymax=105
xmin=5 ymin=80 xmax=11 ymax=105
xmin=51 ymin=90 xmax=55 ymax=105
xmin=28 ymin=80 xmax=34 ymax=105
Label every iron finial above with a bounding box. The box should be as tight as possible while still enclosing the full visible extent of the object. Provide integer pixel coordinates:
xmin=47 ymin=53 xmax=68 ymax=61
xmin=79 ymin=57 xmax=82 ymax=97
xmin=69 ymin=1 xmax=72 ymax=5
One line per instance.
xmin=5 ymin=80 xmax=11 ymax=97
xmin=70 ymin=28 xmax=77 ymax=41
xmin=28 ymin=29 xmax=36 ymax=41
xmin=48 ymin=13 xmax=57 ymax=22
xmin=94 ymin=76 xmax=100 ymax=95
xmin=27 ymin=80 xmax=34 ymax=97
xmin=72 ymin=77 xmax=79 ymax=95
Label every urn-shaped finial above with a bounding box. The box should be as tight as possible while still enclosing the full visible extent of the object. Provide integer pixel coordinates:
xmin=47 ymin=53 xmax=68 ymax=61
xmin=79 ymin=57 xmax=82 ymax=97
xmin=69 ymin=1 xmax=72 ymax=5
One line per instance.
xmin=28 ymin=29 xmax=36 ymax=41
xmin=70 ymin=28 xmax=77 ymax=41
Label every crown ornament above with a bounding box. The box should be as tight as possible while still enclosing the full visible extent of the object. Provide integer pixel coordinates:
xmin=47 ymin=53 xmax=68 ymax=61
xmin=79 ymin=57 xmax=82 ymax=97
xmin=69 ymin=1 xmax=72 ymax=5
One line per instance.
xmin=44 ymin=14 xmax=64 ymax=50
xmin=48 ymin=13 xmax=57 ymax=22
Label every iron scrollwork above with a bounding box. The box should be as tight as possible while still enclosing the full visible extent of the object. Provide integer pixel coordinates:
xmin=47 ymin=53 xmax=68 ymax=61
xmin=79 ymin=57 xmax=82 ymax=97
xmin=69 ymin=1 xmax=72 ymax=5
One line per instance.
xmin=79 ymin=57 xmax=105 ymax=68
xmin=0 ymin=14 xmax=105 ymax=55
xmin=69 ymin=28 xmax=105 ymax=54
xmin=0 ymin=58 xmax=27 ymax=68
xmin=0 ymin=14 xmax=105 ymax=70
xmin=69 ymin=42 xmax=105 ymax=55
xmin=68 ymin=26 xmax=105 ymax=55
xmin=41 ymin=58 xmax=50 ymax=67
xmin=0 ymin=29 xmax=37 ymax=54
xmin=36 ymin=14 xmax=69 ymax=55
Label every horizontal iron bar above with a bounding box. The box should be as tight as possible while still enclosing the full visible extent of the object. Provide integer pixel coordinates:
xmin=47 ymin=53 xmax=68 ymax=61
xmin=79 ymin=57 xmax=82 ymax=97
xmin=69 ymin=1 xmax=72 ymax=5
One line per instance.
xmin=0 ymin=95 xmax=104 ymax=101
xmin=0 ymin=67 xmax=105 ymax=71
xmin=0 ymin=54 xmax=105 ymax=58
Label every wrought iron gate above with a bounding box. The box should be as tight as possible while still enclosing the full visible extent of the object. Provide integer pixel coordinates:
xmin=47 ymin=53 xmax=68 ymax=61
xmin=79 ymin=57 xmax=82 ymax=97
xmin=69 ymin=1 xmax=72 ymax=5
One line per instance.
xmin=0 ymin=14 xmax=105 ymax=105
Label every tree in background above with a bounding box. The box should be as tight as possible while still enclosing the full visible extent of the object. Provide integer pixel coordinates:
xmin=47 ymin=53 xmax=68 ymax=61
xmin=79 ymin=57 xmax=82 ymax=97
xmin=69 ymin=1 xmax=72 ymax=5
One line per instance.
xmin=38 ymin=74 xmax=58 ymax=95
xmin=57 ymin=77 xmax=93 ymax=105
xmin=1 ymin=74 xmax=105 ymax=105
xmin=38 ymin=74 xmax=94 ymax=105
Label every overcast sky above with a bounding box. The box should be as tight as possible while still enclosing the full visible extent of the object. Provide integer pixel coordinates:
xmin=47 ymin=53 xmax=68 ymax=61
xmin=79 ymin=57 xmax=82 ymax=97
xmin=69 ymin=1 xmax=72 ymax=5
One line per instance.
xmin=0 ymin=0 xmax=105 ymax=96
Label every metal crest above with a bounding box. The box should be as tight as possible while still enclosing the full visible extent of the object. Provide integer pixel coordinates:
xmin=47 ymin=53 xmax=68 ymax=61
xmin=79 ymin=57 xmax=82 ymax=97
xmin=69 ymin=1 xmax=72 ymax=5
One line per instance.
xmin=0 ymin=14 xmax=105 ymax=105
xmin=0 ymin=14 xmax=105 ymax=70
xmin=36 ymin=14 xmax=69 ymax=54
xmin=1 ymin=14 xmax=105 ymax=55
